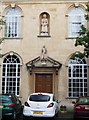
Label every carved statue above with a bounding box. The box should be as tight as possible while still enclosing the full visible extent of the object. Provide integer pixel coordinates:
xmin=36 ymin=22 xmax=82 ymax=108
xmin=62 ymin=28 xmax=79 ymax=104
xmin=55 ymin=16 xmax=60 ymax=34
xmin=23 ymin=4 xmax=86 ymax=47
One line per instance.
xmin=41 ymin=14 xmax=48 ymax=35
xmin=41 ymin=46 xmax=47 ymax=60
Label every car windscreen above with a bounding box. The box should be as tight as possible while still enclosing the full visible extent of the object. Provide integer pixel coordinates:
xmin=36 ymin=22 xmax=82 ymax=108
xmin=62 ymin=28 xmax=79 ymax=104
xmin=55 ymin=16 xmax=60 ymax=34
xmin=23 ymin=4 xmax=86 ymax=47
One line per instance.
xmin=79 ymin=97 xmax=89 ymax=103
xmin=29 ymin=94 xmax=50 ymax=102
xmin=0 ymin=95 xmax=12 ymax=103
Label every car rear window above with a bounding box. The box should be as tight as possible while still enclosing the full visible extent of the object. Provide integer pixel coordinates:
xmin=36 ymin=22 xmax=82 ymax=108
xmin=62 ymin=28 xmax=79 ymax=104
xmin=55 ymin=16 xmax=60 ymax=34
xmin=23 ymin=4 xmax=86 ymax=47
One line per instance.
xmin=79 ymin=97 xmax=89 ymax=103
xmin=29 ymin=94 xmax=50 ymax=102
xmin=0 ymin=95 xmax=12 ymax=103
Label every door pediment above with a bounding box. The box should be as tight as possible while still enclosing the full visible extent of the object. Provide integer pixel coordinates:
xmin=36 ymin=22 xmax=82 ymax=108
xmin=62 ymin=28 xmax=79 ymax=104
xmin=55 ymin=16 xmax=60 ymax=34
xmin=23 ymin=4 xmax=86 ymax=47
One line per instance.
xmin=26 ymin=56 xmax=62 ymax=75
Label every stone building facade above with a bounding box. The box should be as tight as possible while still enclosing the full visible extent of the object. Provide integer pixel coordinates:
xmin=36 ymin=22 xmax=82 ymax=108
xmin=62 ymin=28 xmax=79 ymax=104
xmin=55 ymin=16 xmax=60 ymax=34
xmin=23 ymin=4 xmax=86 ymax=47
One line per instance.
xmin=0 ymin=0 xmax=89 ymax=110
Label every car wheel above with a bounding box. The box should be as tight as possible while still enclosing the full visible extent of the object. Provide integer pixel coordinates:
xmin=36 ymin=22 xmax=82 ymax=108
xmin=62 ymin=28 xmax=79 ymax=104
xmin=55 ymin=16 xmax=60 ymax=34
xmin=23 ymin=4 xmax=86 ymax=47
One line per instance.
xmin=55 ymin=112 xmax=59 ymax=117
xmin=23 ymin=115 xmax=33 ymax=120
xmin=52 ymin=116 xmax=56 ymax=120
xmin=23 ymin=115 xmax=28 ymax=120
xmin=52 ymin=112 xmax=58 ymax=120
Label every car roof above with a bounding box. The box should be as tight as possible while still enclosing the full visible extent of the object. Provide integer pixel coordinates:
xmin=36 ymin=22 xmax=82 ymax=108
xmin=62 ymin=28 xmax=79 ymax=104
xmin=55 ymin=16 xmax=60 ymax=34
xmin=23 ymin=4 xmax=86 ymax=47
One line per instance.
xmin=29 ymin=93 xmax=53 ymax=97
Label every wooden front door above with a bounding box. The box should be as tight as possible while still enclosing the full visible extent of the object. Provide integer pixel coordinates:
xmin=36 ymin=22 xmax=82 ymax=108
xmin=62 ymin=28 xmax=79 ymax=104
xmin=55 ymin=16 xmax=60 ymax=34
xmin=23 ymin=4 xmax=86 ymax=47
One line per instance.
xmin=35 ymin=74 xmax=53 ymax=93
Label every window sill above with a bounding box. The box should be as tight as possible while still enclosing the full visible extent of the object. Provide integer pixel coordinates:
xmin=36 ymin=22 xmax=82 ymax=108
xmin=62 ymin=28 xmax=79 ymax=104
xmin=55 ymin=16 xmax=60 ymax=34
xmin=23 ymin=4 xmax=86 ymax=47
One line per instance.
xmin=3 ymin=37 xmax=23 ymax=40
xmin=66 ymin=37 xmax=77 ymax=39
xmin=66 ymin=97 xmax=78 ymax=99
xmin=37 ymin=35 xmax=51 ymax=38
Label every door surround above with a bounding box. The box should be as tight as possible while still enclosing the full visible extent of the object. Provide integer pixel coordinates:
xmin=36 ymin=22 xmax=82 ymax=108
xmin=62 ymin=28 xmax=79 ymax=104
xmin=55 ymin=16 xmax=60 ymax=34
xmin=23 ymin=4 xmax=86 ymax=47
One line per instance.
xmin=26 ymin=56 xmax=62 ymax=96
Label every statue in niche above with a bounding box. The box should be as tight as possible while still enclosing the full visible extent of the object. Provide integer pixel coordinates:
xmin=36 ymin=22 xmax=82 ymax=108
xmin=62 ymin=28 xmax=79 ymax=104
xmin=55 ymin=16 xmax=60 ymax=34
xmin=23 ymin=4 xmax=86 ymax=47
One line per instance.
xmin=40 ymin=14 xmax=49 ymax=35
xmin=40 ymin=46 xmax=47 ymax=62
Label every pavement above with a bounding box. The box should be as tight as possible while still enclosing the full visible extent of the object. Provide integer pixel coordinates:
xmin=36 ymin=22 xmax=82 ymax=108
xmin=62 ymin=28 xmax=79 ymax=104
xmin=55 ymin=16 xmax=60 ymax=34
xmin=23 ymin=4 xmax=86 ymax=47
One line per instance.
xmin=58 ymin=111 xmax=74 ymax=119
xmin=1 ymin=111 xmax=74 ymax=120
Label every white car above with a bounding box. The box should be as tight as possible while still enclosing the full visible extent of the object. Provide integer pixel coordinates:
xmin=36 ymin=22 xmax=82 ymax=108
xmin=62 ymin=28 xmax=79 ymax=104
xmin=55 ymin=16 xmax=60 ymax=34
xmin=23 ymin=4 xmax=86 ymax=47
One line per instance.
xmin=23 ymin=93 xmax=59 ymax=118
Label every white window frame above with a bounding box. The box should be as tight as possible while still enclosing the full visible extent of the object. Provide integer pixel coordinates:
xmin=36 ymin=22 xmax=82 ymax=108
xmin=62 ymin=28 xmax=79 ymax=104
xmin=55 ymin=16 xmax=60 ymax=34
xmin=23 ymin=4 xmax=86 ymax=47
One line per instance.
xmin=68 ymin=7 xmax=85 ymax=38
xmin=68 ymin=58 xmax=88 ymax=98
xmin=5 ymin=8 xmax=22 ymax=38
xmin=2 ymin=55 xmax=20 ymax=96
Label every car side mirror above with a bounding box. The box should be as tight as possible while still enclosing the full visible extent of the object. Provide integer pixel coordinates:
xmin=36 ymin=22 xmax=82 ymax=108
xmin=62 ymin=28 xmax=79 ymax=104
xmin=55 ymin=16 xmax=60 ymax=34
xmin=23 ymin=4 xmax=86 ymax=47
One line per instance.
xmin=56 ymin=100 xmax=61 ymax=103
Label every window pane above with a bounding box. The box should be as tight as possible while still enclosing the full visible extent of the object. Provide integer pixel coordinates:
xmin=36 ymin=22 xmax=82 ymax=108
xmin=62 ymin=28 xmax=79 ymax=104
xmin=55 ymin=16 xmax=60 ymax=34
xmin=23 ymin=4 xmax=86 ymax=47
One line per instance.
xmin=29 ymin=95 xmax=50 ymax=102
xmin=5 ymin=8 xmax=21 ymax=38
xmin=68 ymin=7 xmax=85 ymax=37
xmin=68 ymin=58 xmax=88 ymax=98
xmin=2 ymin=55 xmax=20 ymax=96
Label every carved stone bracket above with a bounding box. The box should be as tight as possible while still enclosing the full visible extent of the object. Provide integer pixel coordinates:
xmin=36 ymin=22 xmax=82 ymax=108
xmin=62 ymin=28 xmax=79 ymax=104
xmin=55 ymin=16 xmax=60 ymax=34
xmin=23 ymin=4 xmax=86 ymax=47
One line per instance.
xmin=56 ymin=68 xmax=59 ymax=75
xmin=10 ymin=3 xmax=16 ymax=8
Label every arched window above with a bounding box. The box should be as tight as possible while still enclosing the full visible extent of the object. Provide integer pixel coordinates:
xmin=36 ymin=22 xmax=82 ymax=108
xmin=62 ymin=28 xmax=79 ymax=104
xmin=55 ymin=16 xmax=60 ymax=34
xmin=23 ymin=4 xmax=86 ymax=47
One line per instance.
xmin=68 ymin=57 xmax=88 ymax=98
xmin=5 ymin=7 xmax=22 ymax=38
xmin=40 ymin=12 xmax=50 ymax=36
xmin=2 ymin=54 xmax=20 ymax=96
xmin=68 ymin=7 xmax=85 ymax=38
